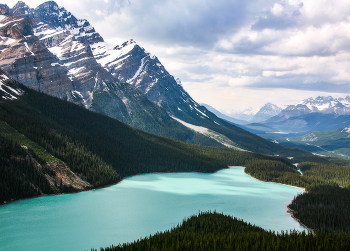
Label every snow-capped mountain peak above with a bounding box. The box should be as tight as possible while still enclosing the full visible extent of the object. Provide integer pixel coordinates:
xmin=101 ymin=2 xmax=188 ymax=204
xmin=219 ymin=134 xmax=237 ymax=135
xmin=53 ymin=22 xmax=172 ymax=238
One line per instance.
xmin=302 ymin=96 xmax=350 ymax=112
xmin=248 ymin=103 xmax=282 ymax=122
xmin=113 ymin=39 xmax=136 ymax=50
xmin=91 ymin=38 xmax=171 ymax=94
xmin=280 ymin=95 xmax=350 ymax=118
xmin=13 ymin=1 xmax=104 ymax=45
xmin=257 ymin=102 xmax=282 ymax=116
xmin=242 ymin=107 xmax=260 ymax=116
xmin=91 ymin=39 xmax=137 ymax=69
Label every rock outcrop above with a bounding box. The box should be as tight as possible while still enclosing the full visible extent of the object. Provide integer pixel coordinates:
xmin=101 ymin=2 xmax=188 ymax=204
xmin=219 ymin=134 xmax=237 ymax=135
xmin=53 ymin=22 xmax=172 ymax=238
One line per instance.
xmin=0 ymin=15 xmax=73 ymax=98
xmin=92 ymin=39 xmax=220 ymax=126
xmin=0 ymin=4 xmax=194 ymax=141
xmin=0 ymin=1 xmax=305 ymax=154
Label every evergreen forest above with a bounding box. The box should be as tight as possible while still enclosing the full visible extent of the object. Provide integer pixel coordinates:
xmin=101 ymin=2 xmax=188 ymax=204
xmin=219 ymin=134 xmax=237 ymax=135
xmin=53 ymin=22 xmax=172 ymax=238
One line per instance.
xmin=97 ymin=212 xmax=350 ymax=251
xmin=2 ymin=78 xmax=350 ymax=249
xmin=0 ymin=78 xmax=304 ymax=204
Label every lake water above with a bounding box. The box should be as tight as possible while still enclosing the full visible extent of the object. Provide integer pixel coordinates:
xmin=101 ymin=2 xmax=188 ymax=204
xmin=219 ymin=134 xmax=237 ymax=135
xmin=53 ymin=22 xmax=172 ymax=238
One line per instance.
xmin=0 ymin=167 xmax=305 ymax=251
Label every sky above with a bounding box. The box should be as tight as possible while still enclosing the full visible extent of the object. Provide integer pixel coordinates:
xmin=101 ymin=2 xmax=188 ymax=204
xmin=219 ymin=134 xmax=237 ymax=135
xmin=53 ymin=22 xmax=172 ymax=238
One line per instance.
xmin=4 ymin=0 xmax=350 ymax=114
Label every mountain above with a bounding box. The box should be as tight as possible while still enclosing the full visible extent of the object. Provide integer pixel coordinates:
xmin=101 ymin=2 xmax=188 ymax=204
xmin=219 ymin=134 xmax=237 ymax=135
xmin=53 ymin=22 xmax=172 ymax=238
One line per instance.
xmin=252 ymin=102 xmax=282 ymax=122
xmin=0 ymin=1 xmax=208 ymax=144
xmin=224 ymin=103 xmax=282 ymax=123
xmin=91 ymin=39 xmax=223 ymax=125
xmin=260 ymin=96 xmax=350 ymax=134
xmin=279 ymin=96 xmax=350 ymax=119
xmin=242 ymin=96 xmax=350 ymax=136
xmin=0 ymin=1 xmax=311 ymax=156
xmin=227 ymin=107 xmax=260 ymax=122
xmin=0 ymin=73 xmax=305 ymax=204
xmin=200 ymin=103 xmax=249 ymax=125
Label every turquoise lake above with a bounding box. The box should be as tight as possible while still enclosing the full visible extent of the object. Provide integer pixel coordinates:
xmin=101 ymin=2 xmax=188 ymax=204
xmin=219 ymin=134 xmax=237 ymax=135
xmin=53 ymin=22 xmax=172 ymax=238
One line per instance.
xmin=0 ymin=167 xmax=305 ymax=251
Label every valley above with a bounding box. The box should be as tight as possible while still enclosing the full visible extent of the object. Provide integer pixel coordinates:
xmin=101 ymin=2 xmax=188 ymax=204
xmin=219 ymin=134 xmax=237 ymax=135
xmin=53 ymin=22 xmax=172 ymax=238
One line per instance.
xmin=1 ymin=1 xmax=350 ymax=251
xmin=208 ymin=96 xmax=350 ymax=159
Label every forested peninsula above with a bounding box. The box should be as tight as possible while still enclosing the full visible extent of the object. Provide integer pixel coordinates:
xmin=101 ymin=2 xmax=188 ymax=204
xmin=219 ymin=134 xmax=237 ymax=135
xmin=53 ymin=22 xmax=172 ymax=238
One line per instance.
xmin=98 ymin=212 xmax=350 ymax=251
xmin=96 ymin=158 xmax=350 ymax=251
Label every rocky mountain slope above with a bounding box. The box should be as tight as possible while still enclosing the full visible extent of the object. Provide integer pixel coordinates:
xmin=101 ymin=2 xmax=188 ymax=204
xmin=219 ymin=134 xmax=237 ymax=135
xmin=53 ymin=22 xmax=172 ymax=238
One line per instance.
xmin=242 ymin=96 xmax=350 ymax=137
xmin=90 ymin=37 xmax=301 ymax=154
xmin=0 ymin=1 xmax=202 ymax=142
xmin=92 ymin=39 xmax=215 ymax=123
xmin=1 ymin=73 xmax=306 ymax=204
xmin=262 ymin=96 xmax=350 ymax=134
xmin=0 ymin=1 xmax=310 ymax=155
xmin=279 ymin=96 xmax=350 ymax=119
xmin=252 ymin=103 xmax=282 ymax=123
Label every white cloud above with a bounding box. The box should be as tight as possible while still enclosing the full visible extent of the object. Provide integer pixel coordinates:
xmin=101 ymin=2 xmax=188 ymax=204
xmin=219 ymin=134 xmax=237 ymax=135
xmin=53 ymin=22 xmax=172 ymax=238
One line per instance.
xmin=3 ymin=0 xmax=350 ymax=111
xmin=271 ymin=3 xmax=284 ymax=16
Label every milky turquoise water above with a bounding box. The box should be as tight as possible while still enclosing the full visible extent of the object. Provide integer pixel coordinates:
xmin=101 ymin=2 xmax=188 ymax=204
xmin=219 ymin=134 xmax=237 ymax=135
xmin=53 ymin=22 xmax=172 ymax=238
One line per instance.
xmin=0 ymin=167 xmax=305 ymax=251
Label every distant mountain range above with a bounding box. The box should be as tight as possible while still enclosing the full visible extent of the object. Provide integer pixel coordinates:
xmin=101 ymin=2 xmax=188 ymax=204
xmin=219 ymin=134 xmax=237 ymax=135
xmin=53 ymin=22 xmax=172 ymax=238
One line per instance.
xmin=226 ymin=107 xmax=260 ymax=122
xmin=253 ymin=103 xmax=283 ymax=122
xmin=239 ymin=96 xmax=350 ymax=136
xmin=204 ymin=102 xmax=282 ymax=124
xmin=0 ymin=1 xmax=307 ymax=156
xmin=200 ymin=103 xmax=249 ymax=125
xmin=279 ymin=96 xmax=350 ymax=118
xmin=0 ymin=69 xmax=309 ymax=203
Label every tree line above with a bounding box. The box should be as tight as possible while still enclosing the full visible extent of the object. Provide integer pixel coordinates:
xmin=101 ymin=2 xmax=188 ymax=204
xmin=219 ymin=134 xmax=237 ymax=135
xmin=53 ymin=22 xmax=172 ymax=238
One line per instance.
xmin=1 ymin=80 xmax=298 ymax=204
xmin=245 ymin=158 xmax=350 ymax=233
xmin=96 ymin=212 xmax=350 ymax=251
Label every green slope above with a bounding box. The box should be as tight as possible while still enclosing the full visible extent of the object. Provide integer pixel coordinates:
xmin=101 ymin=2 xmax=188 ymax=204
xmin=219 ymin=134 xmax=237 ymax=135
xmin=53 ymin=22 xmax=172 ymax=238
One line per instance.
xmin=271 ymin=127 xmax=350 ymax=159
xmin=1 ymin=77 xmax=303 ymax=204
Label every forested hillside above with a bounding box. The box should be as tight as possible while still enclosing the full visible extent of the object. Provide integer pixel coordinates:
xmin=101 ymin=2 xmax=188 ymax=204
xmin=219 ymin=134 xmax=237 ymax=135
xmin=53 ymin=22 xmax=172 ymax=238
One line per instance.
xmin=98 ymin=212 xmax=350 ymax=251
xmin=4 ymin=74 xmax=350 ymax=238
xmin=245 ymin=157 xmax=350 ymax=233
xmin=0 ymin=77 xmax=305 ymax=204
xmin=3 ymin=75 xmax=350 ymax=249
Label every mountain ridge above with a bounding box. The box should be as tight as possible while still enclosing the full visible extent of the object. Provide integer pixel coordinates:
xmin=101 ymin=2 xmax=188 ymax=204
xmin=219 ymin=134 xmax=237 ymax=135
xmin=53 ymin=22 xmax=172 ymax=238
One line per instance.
xmin=280 ymin=96 xmax=350 ymax=119
xmin=0 ymin=0 xmax=310 ymax=156
xmin=0 ymin=73 xmax=307 ymax=204
xmin=0 ymin=2 xmax=206 ymax=144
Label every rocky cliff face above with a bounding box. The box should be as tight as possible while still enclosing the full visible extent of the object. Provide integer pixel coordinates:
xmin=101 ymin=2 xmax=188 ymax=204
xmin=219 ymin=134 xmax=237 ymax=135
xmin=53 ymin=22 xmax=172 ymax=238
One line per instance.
xmin=0 ymin=15 xmax=73 ymax=98
xmin=10 ymin=1 xmax=104 ymax=45
xmin=0 ymin=1 xmax=304 ymax=154
xmin=0 ymin=3 xmax=195 ymax=142
xmin=92 ymin=39 xmax=222 ymax=126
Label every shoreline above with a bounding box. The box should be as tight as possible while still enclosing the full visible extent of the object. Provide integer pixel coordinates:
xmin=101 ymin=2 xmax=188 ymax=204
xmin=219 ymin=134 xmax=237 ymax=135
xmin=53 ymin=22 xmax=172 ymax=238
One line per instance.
xmin=287 ymin=206 xmax=315 ymax=235
xmin=240 ymin=166 xmax=306 ymax=193
xmin=2 ymin=166 xmax=306 ymax=206
xmin=2 ymin=166 xmax=313 ymax=236
xmin=0 ymin=169 xmax=222 ymax=206
xmin=239 ymin=166 xmax=309 ymax=232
